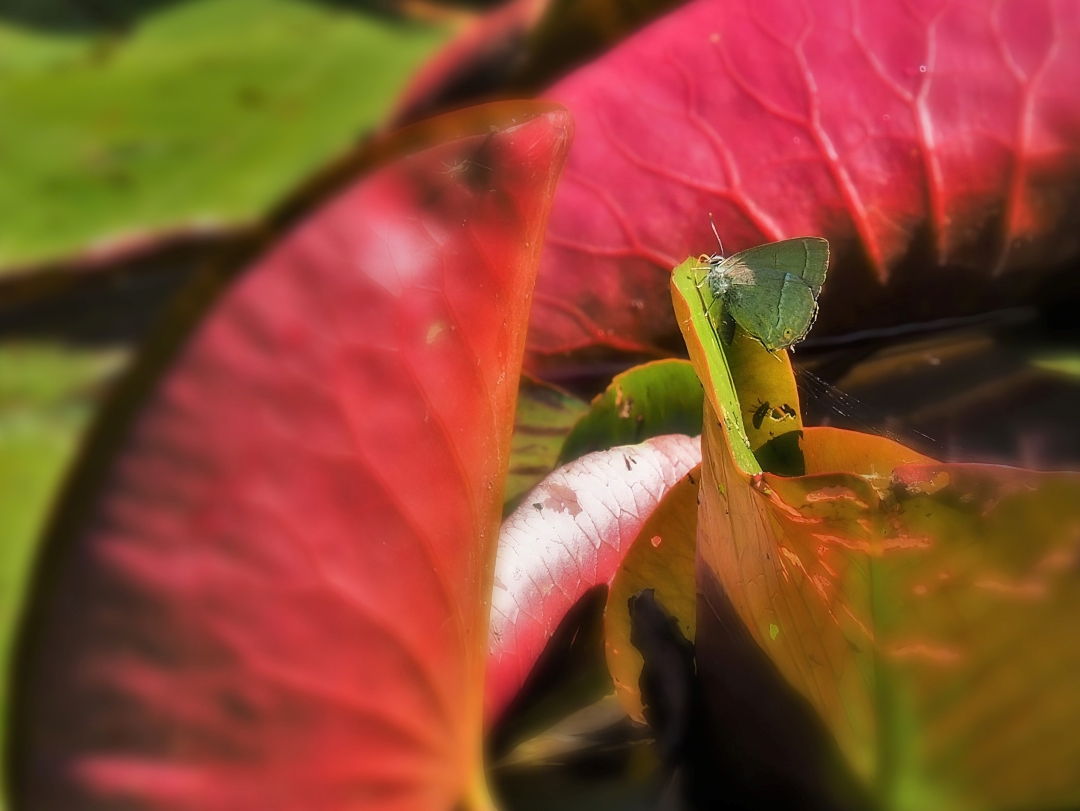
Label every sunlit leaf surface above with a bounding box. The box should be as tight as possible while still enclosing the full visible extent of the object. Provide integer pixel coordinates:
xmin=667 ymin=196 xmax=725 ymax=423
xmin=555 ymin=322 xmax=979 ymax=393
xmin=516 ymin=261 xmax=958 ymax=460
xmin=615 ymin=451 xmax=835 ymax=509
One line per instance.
xmin=488 ymin=433 xmax=700 ymax=723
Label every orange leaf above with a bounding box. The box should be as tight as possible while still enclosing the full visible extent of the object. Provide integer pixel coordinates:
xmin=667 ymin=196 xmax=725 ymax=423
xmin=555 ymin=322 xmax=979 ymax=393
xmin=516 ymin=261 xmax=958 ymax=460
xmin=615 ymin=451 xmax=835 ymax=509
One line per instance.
xmin=676 ymin=257 xmax=1080 ymax=809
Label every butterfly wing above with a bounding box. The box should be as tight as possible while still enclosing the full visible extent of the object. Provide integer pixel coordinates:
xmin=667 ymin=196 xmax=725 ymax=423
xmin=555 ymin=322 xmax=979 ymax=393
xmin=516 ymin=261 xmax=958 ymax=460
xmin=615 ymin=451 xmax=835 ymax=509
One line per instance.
xmin=725 ymin=268 xmax=819 ymax=351
xmin=720 ymin=237 xmax=829 ymax=296
xmin=715 ymin=236 xmax=828 ymax=350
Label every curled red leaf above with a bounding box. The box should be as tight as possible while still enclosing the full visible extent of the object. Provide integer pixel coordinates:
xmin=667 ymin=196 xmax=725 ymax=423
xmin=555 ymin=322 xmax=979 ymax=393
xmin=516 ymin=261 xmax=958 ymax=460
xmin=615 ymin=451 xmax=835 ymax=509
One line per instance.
xmin=487 ymin=433 xmax=700 ymax=722
xmin=10 ymin=105 xmax=571 ymax=811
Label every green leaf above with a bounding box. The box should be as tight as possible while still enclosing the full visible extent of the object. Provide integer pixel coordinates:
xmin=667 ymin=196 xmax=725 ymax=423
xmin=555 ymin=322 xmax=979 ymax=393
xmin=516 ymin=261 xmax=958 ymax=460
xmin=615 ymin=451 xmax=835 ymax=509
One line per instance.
xmin=671 ymin=257 xmax=807 ymax=474
xmin=506 ymin=375 xmax=589 ymax=509
xmin=557 ymin=359 xmax=703 ymax=466
xmin=0 ymin=0 xmax=451 ymax=271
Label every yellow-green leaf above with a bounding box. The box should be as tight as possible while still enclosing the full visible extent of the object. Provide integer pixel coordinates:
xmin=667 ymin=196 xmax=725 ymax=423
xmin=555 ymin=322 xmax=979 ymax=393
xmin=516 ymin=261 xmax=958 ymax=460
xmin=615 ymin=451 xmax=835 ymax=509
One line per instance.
xmin=604 ymin=466 xmax=698 ymax=722
xmin=675 ymin=255 xmax=1080 ymax=810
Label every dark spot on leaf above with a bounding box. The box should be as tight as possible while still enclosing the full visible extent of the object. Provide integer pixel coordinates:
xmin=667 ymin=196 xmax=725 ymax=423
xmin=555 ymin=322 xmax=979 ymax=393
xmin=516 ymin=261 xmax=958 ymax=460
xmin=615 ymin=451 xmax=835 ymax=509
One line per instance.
xmin=237 ymin=86 xmax=265 ymax=108
xmin=106 ymin=170 xmax=133 ymax=189
xmin=541 ymin=482 xmax=582 ymax=516
xmin=752 ymin=400 xmax=771 ymax=430
xmin=218 ymin=690 xmax=258 ymax=724
xmin=509 ymin=465 xmax=555 ymax=476
xmin=629 ymin=589 xmax=698 ymax=767
xmin=85 ymin=38 xmax=120 ymax=66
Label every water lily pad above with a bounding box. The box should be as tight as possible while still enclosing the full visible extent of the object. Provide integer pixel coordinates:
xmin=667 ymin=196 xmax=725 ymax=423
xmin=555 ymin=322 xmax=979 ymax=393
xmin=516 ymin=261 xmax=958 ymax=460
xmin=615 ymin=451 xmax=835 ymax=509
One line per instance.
xmin=0 ymin=0 xmax=451 ymax=272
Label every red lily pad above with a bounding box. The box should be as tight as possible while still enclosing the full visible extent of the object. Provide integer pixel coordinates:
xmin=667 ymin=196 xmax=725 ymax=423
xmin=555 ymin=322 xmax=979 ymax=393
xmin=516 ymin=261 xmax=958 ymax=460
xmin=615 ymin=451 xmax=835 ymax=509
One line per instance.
xmin=9 ymin=103 xmax=571 ymax=811
xmin=531 ymin=0 xmax=1080 ymax=367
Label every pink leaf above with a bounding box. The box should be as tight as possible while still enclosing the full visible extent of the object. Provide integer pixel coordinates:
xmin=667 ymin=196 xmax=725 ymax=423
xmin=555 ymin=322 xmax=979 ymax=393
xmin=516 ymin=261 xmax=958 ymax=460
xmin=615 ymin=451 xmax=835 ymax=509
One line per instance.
xmin=531 ymin=0 xmax=1080 ymax=366
xmin=486 ymin=433 xmax=700 ymax=722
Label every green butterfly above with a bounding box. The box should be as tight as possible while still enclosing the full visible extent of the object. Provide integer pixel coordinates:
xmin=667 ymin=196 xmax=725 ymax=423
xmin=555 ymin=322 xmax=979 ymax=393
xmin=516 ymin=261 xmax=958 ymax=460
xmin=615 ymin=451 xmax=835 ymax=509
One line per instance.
xmin=701 ymin=230 xmax=829 ymax=352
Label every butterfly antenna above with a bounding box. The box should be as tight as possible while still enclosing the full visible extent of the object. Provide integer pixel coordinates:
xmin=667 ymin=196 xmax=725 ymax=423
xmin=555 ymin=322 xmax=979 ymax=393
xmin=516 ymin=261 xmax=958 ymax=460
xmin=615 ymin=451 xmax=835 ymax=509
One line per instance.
xmin=708 ymin=213 xmax=725 ymax=258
